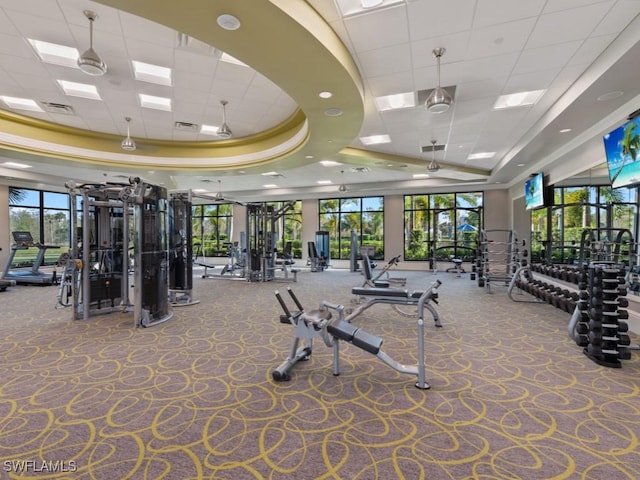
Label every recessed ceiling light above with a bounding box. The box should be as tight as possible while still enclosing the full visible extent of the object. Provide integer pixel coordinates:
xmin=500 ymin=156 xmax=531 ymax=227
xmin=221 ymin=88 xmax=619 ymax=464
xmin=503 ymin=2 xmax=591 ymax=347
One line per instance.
xmin=0 ymin=96 xmax=44 ymax=112
xmin=132 ymin=60 xmax=172 ymax=86
xmin=360 ymin=134 xmax=391 ymax=145
xmin=319 ymin=91 xmax=332 ymax=99
xmin=468 ymin=152 xmax=495 ymax=160
xmin=263 ymin=184 xmax=278 ymax=188
xmin=57 ymin=80 xmax=102 ymax=100
xmin=413 ymin=173 xmax=430 ymax=178
xmin=217 ymin=14 xmax=241 ymax=30
xmin=559 ymin=128 xmax=572 ymax=133
xmin=374 ymin=92 xmax=416 ymax=111
xmin=517 ymin=163 xmax=525 ymax=167
xmin=138 ymin=93 xmax=172 ymax=111
xmin=193 ymin=188 xmax=207 ymax=193
xmin=305 ymin=155 xmax=314 ymax=159
xmin=262 ymin=171 xmax=279 ymax=176
xmin=317 ymin=180 xmax=333 ymax=185
xmin=28 ymin=39 xmax=79 ymax=68
xmin=493 ymin=90 xmax=545 ymax=109
xmin=320 ymin=160 xmax=342 ymax=166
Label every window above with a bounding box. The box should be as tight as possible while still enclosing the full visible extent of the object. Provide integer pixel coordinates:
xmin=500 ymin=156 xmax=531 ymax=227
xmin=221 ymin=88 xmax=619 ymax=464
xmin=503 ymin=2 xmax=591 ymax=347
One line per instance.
xmin=404 ymin=192 xmax=483 ymax=262
xmin=8 ymin=187 xmax=70 ymax=267
xmin=531 ymin=185 xmax=638 ymax=265
xmin=191 ymin=203 xmax=233 ymax=258
xmin=319 ymin=196 xmax=384 ymax=260
xmin=267 ymin=200 xmax=302 ymax=258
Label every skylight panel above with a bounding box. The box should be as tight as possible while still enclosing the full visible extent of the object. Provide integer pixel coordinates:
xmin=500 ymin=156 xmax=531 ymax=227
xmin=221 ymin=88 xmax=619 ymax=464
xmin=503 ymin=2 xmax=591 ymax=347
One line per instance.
xmin=374 ymin=92 xmax=415 ymax=111
xmin=360 ymin=134 xmax=390 ymax=145
xmin=57 ymin=80 xmax=102 ymax=100
xmin=139 ymin=93 xmax=172 ymax=111
xmin=493 ymin=90 xmax=545 ymax=110
xmin=0 ymin=96 xmax=44 ymax=112
xmin=132 ymin=61 xmax=172 ymax=86
xmin=28 ymin=39 xmax=79 ymax=69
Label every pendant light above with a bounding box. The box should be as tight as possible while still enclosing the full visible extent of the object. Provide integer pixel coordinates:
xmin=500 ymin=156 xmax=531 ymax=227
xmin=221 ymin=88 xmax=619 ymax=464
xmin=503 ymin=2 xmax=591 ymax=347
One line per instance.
xmin=425 ymin=48 xmax=451 ymax=113
xmin=217 ymin=100 xmax=232 ymax=139
xmin=121 ymin=117 xmax=136 ymax=151
xmin=77 ymin=10 xmax=107 ymax=76
xmin=427 ymin=140 xmax=440 ymax=172
xmin=339 ymin=170 xmax=347 ymax=192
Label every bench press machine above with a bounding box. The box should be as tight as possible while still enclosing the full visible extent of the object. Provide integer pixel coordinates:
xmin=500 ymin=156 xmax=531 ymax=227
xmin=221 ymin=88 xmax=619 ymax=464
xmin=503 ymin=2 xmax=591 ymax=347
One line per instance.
xmin=272 ymin=279 xmax=442 ymax=389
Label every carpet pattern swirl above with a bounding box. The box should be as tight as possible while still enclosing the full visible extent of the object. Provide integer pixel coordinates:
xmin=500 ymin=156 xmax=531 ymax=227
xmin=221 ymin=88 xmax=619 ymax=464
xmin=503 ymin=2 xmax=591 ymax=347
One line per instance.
xmin=0 ymin=269 xmax=639 ymax=479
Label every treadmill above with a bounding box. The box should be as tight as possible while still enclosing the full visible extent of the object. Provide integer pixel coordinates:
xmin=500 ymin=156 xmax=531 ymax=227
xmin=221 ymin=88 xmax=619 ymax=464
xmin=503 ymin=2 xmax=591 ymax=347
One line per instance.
xmin=0 ymin=247 xmax=15 ymax=291
xmin=1 ymin=231 xmax=58 ymax=285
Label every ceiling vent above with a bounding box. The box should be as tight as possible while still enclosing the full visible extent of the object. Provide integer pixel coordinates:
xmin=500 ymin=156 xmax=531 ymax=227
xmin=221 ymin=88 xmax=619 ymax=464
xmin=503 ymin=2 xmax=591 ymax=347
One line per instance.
xmin=420 ymin=143 xmax=446 ymax=154
xmin=42 ymin=102 xmax=75 ymax=115
xmin=350 ymin=167 xmax=371 ymax=173
xmin=174 ymin=121 xmax=199 ymax=131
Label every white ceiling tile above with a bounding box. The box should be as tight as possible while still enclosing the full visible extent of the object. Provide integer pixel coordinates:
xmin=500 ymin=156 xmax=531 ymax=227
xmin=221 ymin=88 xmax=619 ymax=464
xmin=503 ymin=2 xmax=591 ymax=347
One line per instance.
xmin=407 ymin=0 xmax=476 ymax=41
xmin=543 ymin=0 xmax=613 ymax=14
xmin=502 ymin=68 xmax=561 ymax=94
xmin=365 ymin=71 xmax=415 ymax=97
xmin=513 ymin=41 xmax=582 ymax=75
xmin=473 ymin=0 xmax=546 ymax=28
xmin=527 ymin=2 xmax=615 ymax=48
xmin=459 ymin=53 xmax=519 ymax=83
xmin=343 ymin=4 xmax=409 ymax=52
xmin=466 ymin=18 xmax=537 ymax=59
xmin=357 ymin=43 xmax=411 ymax=78
xmin=568 ymin=34 xmax=616 ymax=65
xmin=592 ymin=0 xmax=640 ymax=36
xmin=455 ymin=78 xmax=506 ymax=102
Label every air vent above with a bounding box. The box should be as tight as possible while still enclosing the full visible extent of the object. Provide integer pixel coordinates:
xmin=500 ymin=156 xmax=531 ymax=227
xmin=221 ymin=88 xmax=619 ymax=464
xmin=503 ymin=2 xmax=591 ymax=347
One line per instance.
xmin=350 ymin=167 xmax=371 ymax=173
xmin=420 ymin=143 xmax=446 ymax=154
xmin=416 ymin=86 xmax=456 ymax=105
xmin=42 ymin=102 xmax=75 ymax=115
xmin=175 ymin=121 xmax=199 ymax=131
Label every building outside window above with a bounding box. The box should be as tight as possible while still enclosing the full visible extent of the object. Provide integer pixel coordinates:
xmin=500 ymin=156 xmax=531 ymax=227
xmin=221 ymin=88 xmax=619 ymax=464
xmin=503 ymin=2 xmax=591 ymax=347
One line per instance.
xmin=319 ymin=196 xmax=384 ymax=260
xmin=8 ymin=187 xmax=69 ymax=267
xmin=404 ymin=192 xmax=483 ymax=262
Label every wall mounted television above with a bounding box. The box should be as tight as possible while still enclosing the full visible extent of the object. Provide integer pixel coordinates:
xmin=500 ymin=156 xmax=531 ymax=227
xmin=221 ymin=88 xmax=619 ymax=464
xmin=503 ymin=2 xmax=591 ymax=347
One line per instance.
xmin=525 ymin=172 xmax=545 ymax=210
xmin=603 ymin=118 xmax=640 ymax=189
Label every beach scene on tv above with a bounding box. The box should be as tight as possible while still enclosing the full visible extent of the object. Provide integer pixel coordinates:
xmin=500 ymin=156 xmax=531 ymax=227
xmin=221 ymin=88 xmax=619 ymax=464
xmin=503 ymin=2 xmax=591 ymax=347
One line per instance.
xmin=603 ymin=119 xmax=640 ymax=189
xmin=525 ymin=173 xmax=544 ymax=209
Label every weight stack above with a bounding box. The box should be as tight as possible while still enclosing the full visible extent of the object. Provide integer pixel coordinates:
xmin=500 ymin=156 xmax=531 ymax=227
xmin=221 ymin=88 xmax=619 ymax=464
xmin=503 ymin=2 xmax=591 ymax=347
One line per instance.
xmin=578 ymin=262 xmax=631 ymax=368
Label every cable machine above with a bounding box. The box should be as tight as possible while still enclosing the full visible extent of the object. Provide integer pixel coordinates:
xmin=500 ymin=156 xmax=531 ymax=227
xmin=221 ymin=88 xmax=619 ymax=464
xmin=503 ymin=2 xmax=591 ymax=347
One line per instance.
xmin=66 ymin=178 xmax=173 ymax=327
xmin=246 ymin=201 xmax=296 ymax=282
xmin=168 ymin=190 xmax=199 ymax=306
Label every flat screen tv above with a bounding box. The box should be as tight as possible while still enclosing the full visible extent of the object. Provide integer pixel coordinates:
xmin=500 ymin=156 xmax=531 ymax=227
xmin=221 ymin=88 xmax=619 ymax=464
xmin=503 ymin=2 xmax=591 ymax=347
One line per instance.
xmin=525 ymin=172 xmax=545 ymax=210
xmin=603 ymin=118 xmax=640 ymax=189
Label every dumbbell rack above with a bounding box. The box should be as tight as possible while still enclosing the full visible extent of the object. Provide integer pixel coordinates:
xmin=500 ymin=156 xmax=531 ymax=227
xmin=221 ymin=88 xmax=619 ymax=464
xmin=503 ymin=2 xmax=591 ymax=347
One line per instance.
xmin=573 ymin=262 xmax=633 ymax=368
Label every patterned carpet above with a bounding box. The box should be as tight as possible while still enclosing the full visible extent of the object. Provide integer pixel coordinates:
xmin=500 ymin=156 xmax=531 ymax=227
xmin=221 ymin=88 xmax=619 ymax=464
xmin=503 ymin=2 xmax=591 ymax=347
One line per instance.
xmin=0 ymin=267 xmax=639 ymax=479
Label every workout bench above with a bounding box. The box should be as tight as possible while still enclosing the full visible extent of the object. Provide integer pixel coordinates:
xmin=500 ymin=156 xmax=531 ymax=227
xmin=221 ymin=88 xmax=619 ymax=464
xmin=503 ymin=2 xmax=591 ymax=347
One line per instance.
xmin=272 ymin=280 xmax=442 ymax=389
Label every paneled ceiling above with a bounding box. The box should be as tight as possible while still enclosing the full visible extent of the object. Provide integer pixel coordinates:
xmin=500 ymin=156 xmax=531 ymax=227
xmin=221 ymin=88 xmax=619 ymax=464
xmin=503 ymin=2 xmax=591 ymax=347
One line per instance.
xmin=1 ymin=0 xmax=640 ymax=201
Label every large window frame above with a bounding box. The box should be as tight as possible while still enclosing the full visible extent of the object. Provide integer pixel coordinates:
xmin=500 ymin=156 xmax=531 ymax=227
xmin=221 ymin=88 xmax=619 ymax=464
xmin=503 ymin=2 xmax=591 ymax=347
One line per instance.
xmin=403 ymin=192 xmax=483 ymax=262
xmin=191 ymin=203 xmax=233 ymax=257
xmin=530 ymin=185 xmax=638 ymax=264
xmin=318 ymin=196 xmax=384 ymax=260
xmin=8 ymin=187 xmax=70 ymax=266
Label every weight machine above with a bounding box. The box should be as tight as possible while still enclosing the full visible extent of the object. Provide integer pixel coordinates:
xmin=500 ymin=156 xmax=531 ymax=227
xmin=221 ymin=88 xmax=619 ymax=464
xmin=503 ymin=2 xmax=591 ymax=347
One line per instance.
xmin=246 ymin=201 xmax=298 ymax=282
xmin=167 ymin=191 xmax=199 ymax=306
xmin=65 ymin=178 xmax=173 ymax=327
